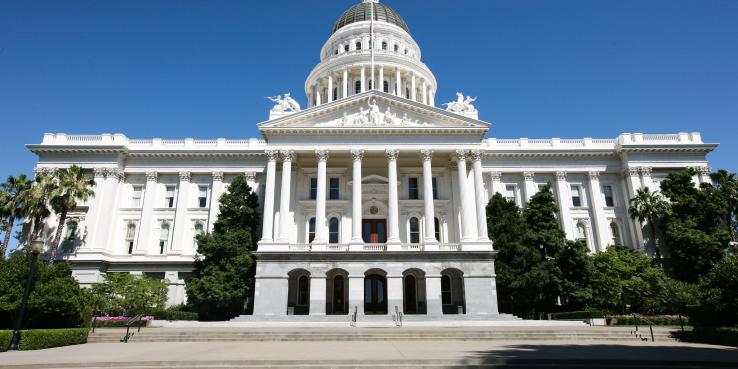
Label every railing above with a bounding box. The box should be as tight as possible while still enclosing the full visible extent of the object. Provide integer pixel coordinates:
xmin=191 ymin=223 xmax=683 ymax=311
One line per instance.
xmin=363 ymin=244 xmax=387 ymax=251
xmin=630 ymin=313 xmax=655 ymax=342
xmin=439 ymin=243 xmax=461 ymax=251
xmin=289 ymin=244 xmax=311 ymax=251
xmin=120 ymin=315 xmax=145 ymax=343
xmin=326 ymin=244 xmax=349 ymax=251
xmin=393 ymin=306 xmax=403 ymax=328
xmin=401 ymin=244 xmax=423 ymax=251
xmin=350 ymin=306 xmax=357 ymax=327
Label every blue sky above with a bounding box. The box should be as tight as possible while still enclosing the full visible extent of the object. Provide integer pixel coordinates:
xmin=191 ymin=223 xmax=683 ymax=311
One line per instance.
xmin=1 ymin=0 xmax=737 ymax=249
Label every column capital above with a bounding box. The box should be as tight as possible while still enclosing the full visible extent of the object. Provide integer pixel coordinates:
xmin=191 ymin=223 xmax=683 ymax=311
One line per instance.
xmin=351 ymin=149 xmax=365 ymax=162
xmin=280 ymin=150 xmax=296 ymax=162
xmin=468 ymin=149 xmax=484 ymax=162
xmin=453 ymin=149 xmax=467 ymax=162
xmin=315 ymin=149 xmax=330 ymax=162
xmin=212 ymin=171 xmax=224 ymax=181
xmin=244 ymin=171 xmax=257 ymax=182
xmin=93 ymin=167 xmax=108 ymax=179
xmin=448 ymin=161 xmax=458 ymax=170
xmin=696 ymin=166 xmax=711 ymax=175
xmin=420 ymin=149 xmax=434 ymax=162
xmin=488 ymin=171 xmax=502 ymax=181
xmin=265 ymin=150 xmax=279 ymax=162
xmin=556 ymin=171 xmax=567 ymax=180
xmin=639 ymin=167 xmax=652 ymax=176
xmin=109 ymin=169 xmax=125 ymax=182
xmin=623 ymin=167 xmax=640 ymax=177
xmin=588 ymin=171 xmax=600 ymax=180
xmin=523 ymin=171 xmax=535 ymax=181
xmin=145 ymin=171 xmax=158 ymax=182
xmin=385 ymin=148 xmax=399 ymax=161
xmin=179 ymin=171 xmax=191 ymax=182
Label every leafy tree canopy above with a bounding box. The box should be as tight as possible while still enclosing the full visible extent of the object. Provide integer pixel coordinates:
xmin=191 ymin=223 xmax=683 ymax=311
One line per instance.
xmin=89 ymin=273 xmax=168 ymax=316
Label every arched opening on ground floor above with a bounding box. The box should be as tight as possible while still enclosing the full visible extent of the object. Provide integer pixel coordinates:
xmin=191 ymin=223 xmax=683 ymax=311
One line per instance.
xmin=326 ymin=268 xmax=349 ymax=315
xmin=364 ymin=269 xmax=387 ymax=315
xmin=441 ymin=268 xmax=465 ymax=314
xmin=403 ymin=268 xmax=427 ymax=314
xmin=287 ymin=269 xmax=310 ymax=315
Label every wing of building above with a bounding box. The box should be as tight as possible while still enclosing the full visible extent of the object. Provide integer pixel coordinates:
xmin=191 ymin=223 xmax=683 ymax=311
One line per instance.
xmin=26 ymin=0 xmax=716 ymax=317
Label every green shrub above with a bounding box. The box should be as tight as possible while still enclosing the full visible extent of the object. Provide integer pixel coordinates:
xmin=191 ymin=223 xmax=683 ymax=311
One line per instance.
xmin=0 ymin=330 xmax=12 ymax=352
xmin=606 ymin=315 xmax=688 ymax=326
xmin=692 ymin=327 xmax=738 ymax=347
xmin=91 ymin=320 xmax=148 ymax=329
xmin=151 ymin=309 xmax=198 ymax=321
xmin=551 ymin=310 xmax=606 ymax=320
xmin=17 ymin=328 xmax=89 ymax=350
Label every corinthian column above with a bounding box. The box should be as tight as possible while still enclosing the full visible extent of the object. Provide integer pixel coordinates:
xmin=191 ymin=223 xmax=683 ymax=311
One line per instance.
xmin=350 ymin=149 xmax=365 ymax=246
xmin=420 ymin=149 xmax=437 ymax=244
xmin=314 ymin=149 xmax=329 ymax=244
xmin=454 ymin=150 xmax=476 ymax=241
xmin=386 ymin=149 xmax=400 ymax=245
xmin=470 ymin=150 xmax=489 ymax=241
xmin=260 ymin=151 xmax=278 ymax=243
xmin=277 ymin=150 xmax=295 ymax=242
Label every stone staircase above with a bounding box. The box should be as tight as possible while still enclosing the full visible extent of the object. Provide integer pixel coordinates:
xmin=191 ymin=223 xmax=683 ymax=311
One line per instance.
xmin=87 ymin=326 xmax=677 ymax=344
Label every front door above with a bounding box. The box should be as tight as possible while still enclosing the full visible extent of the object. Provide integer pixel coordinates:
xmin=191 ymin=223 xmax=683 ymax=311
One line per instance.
xmin=362 ymin=219 xmax=387 ymax=243
xmin=364 ymin=275 xmax=387 ymax=314
xmin=332 ymin=275 xmax=345 ymax=315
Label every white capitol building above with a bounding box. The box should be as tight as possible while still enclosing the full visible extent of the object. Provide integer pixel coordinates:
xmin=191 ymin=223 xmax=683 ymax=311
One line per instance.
xmin=28 ymin=0 xmax=715 ymax=318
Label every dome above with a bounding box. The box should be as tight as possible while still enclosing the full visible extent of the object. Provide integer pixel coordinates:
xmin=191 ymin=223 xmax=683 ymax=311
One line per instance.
xmin=332 ymin=1 xmax=409 ymax=35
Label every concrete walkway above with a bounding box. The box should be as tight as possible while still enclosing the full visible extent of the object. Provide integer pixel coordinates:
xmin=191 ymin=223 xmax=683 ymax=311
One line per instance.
xmin=1 ymin=340 xmax=737 ymax=368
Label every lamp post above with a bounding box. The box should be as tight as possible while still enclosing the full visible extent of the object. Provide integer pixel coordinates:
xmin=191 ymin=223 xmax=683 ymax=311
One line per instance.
xmin=8 ymin=239 xmax=44 ymax=351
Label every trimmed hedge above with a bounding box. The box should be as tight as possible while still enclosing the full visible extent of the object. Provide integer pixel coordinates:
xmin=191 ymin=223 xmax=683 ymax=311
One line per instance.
xmin=607 ymin=315 xmax=689 ymax=326
xmin=17 ymin=328 xmax=89 ymax=351
xmin=551 ymin=310 xmax=606 ymax=320
xmin=151 ymin=309 xmax=198 ymax=321
xmin=692 ymin=327 xmax=738 ymax=347
xmin=0 ymin=330 xmax=12 ymax=352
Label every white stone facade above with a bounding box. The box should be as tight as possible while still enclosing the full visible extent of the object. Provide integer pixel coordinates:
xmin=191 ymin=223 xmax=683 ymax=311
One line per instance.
xmin=25 ymin=1 xmax=716 ymax=315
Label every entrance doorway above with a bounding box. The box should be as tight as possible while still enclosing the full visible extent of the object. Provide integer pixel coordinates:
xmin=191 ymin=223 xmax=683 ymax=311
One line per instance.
xmin=364 ymin=274 xmax=387 ymax=314
xmin=362 ymin=219 xmax=387 ymax=243
xmin=404 ymin=275 xmax=417 ymax=314
xmin=332 ymin=275 xmax=346 ymax=314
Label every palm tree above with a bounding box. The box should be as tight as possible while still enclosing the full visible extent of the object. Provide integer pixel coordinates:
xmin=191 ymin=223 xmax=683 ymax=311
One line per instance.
xmin=629 ymin=187 xmax=671 ymax=266
xmin=1 ymin=174 xmax=33 ymax=258
xmin=48 ymin=166 xmax=95 ymax=263
xmin=22 ymin=174 xmax=56 ymax=242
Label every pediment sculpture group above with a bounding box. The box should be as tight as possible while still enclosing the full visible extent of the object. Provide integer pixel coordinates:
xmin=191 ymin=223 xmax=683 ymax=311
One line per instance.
xmin=324 ymin=99 xmax=427 ymax=127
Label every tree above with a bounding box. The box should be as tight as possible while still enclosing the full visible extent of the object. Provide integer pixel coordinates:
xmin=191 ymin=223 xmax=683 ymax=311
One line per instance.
xmin=89 ymin=273 xmax=168 ymax=316
xmin=48 ymin=166 xmax=95 ymax=263
xmin=629 ymin=187 xmax=670 ymax=266
xmin=709 ymin=170 xmax=738 ymax=243
xmin=0 ymin=252 xmax=85 ymax=329
xmin=660 ymin=169 xmax=730 ymax=281
xmin=523 ymin=183 xmax=566 ymax=258
xmin=698 ymin=255 xmax=738 ymax=326
xmin=186 ymin=174 xmax=259 ymax=320
xmin=556 ymin=240 xmax=593 ymax=310
xmin=21 ymin=175 xmax=55 ymax=241
xmin=1 ymin=174 xmax=33 ymax=258
xmin=589 ymin=246 xmax=668 ymax=314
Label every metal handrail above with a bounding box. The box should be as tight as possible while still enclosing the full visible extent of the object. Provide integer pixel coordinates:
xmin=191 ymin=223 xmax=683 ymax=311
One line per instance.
xmin=631 ymin=313 xmax=655 ymax=342
xmin=120 ymin=315 xmax=144 ymax=343
xmin=393 ymin=306 xmax=403 ymax=327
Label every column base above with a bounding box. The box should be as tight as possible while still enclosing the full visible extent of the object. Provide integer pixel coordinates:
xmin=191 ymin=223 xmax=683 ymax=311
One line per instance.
xmin=349 ymin=240 xmax=364 ymax=252
xmin=423 ymin=241 xmax=439 ymax=251
xmin=460 ymin=240 xmax=494 ymax=251
xmin=256 ymin=242 xmax=290 ymax=252
xmin=386 ymin=241 xmax=402 ymax=251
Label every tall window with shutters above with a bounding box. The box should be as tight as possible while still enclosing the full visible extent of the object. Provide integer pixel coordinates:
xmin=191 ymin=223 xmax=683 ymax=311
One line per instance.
xmin=159 ymin=223 xmax=170 ymax=254
xmin=198 ymin=186 xmax=208 ymax=208
xmin=164 ymin=186 xmax=175 ymax=208
xmin=125 ymin=223 xmax=136 ymax=254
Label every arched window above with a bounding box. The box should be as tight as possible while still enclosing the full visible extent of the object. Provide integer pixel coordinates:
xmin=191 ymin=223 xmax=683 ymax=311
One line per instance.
xmin=383 ymin=81 xmax=389 ymax=93
xmin=381 ymin=41 xmax=387 ymax=50
xmin=409 ymin=217 xmax=420 ymax=244
xmin=329 ymin=217 xmax=339 ymax=244
xmin=344 ymin=44 xmax=349 ymax=52
xmin=394 ymin=44 xmax=399 ymax=52
xmin=355 ymin=41 xmax=362 ymax=50
xmin=159 ymin=222 xmax=170 ymax=254
xmin=308 ymin=217 xmax=316 ymax=243
xmin=441 ymin=275 xmax=451 ymax=305
xmin=125 ymin=223 xmax=136 ymax=254
xmin=434 ymin=217 xmax=440 ymax=242
xmin=297 ymin=276 xmax=309 ymax=305
xmin=610 ymin=222 xmax=621 ymax=246
xmin=355 ymin=81 xmax=361 ymax=94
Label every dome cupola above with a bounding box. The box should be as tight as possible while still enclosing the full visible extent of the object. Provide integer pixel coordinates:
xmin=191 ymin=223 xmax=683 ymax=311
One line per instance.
xmin=332 ymin=0 xmax=409 ymax=35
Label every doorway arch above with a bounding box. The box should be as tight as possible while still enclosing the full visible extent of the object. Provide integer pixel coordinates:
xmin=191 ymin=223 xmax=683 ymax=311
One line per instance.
xmin=287 ymin=269 xmax=310 ymax=315
xmin=364 ymin=269 xmax=387 ymax=315
xmin=326 ymin=268 xmax=349 ymax=315
xmin=441 ymin=268 xmax=466 ymax=314
xmin=403 ymin=268 xmax=427 ymax=314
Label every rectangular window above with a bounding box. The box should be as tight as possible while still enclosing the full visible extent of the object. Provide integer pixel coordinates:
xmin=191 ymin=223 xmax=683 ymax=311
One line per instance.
xmin=505 ymin=185 xmax=517 ymax=203
xmin=537 ymin=184 xmax=547 ymax=192
xmin=159 ymin=224 xmax=170 ymax=254
xmin=603 ymin=185 xmax=615 ymax=207
xmin=164 ymin=186 xmax=175 ymax=208
xmin=309 ymin=178 xmax=317 ymax=200
xmin=432 ymin=177 xmax=439 ymax=199
xmin=408 ymin=177 xmax=419 ymax=200
xmin=131 ymin=185 xmax=143 ymax=208
xmin=198 ymin=186 xmax=208 ymax=208
xmin=571 ymin=185 xmax=582 ymax=207
xmin=125 ymin=223 xmax=136 ymax=254
xmin=329 ymin=178 xmax=340 ymax=200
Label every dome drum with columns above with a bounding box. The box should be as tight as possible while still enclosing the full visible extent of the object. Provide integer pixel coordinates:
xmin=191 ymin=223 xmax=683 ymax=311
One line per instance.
xmin=25 ymin=1 xmax=717 ymax=319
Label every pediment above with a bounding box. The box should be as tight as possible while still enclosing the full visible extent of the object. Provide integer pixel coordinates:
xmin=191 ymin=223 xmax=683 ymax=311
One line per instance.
xmin=258 ymin=91 xmax=490 ymax=138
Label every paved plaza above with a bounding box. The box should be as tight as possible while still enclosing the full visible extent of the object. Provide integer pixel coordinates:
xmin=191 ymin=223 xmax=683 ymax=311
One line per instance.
xmin=1 ymin=337 xmax=737 ymax=368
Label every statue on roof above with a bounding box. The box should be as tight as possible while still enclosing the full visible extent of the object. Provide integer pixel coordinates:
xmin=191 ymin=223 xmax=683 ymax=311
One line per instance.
xmin=266 ymin=93 xmax=301 ymax=114
xmin=443 ymin=92 xmax=477 ymax=114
